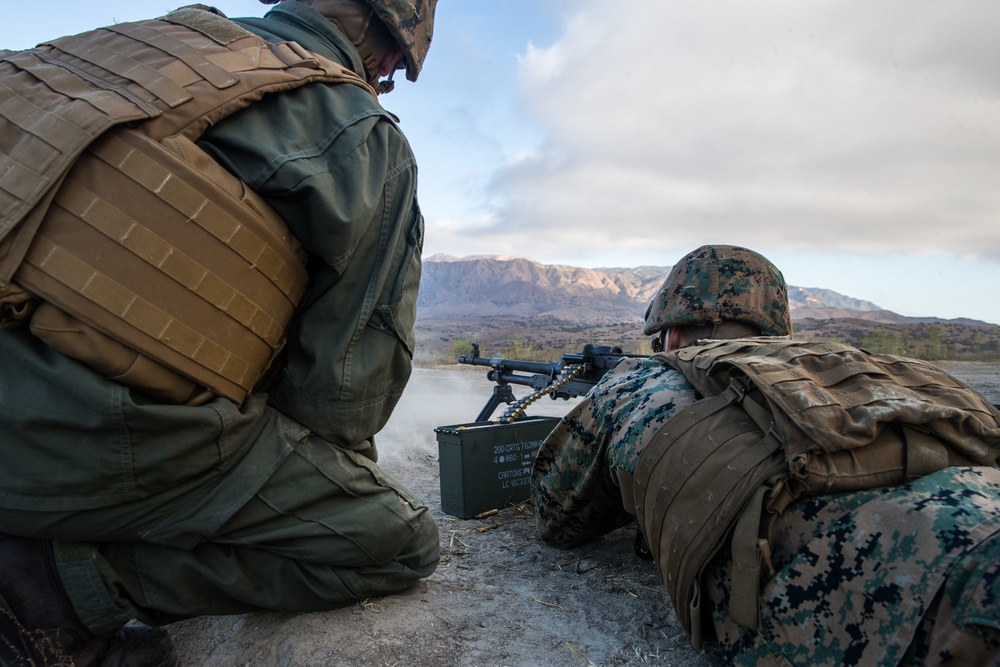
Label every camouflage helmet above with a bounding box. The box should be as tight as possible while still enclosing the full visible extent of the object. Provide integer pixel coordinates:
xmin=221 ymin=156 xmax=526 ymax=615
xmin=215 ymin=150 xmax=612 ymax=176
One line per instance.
xmin=259 ymin=0 xmax=436 ymax=82
xmin=643 ymin=245 xmax=792 ymax=337
xmin=368 ymin=0 xmax=436 ymax=82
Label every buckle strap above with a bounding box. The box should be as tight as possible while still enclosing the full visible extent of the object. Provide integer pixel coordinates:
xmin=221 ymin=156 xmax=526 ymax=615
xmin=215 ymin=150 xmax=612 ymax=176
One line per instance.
xmin=729 ymin=484 xmax=776 ymax=631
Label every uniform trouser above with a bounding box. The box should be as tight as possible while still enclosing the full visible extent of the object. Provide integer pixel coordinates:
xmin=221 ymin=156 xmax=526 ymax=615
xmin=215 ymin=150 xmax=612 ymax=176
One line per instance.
xmin=705 ymin=468 xmax=1000 ymax=667
xmin=0 ymin=329 xmax=440 ymax=636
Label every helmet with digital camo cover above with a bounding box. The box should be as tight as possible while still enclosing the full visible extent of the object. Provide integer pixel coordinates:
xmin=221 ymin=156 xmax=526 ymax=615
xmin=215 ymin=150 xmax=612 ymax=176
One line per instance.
xmin=368 ymin=0 xmax=436 ymax=82
xmin=259 ymin=0 xmax=436 ymax=83
xmin=643 ymin=244 xmax=792 ymax=338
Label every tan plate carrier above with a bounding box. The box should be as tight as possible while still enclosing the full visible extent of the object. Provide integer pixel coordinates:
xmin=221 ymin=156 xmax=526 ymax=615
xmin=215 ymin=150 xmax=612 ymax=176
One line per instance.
xmin=0 ymin=8 xmax=376 ymax=404
xmin=625 ymin=339 xmax=1000 ymax=648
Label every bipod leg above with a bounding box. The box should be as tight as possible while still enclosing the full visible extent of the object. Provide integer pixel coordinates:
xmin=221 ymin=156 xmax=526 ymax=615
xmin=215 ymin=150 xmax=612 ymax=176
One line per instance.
xmin=474 ymin=383 xmax=518 ymax=422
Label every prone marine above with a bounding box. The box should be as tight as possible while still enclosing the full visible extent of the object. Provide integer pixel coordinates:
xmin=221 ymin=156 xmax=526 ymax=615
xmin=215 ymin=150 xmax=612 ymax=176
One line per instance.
xmin=532 ymin=244 xmax=1000 ymax=665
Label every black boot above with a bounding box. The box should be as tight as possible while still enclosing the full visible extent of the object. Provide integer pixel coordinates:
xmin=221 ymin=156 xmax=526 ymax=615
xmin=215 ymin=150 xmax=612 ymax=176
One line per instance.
xmin=0 ymin=534 xmax=177 ymax=667
xmin=99 ymin=625 xmax=178 ymax=667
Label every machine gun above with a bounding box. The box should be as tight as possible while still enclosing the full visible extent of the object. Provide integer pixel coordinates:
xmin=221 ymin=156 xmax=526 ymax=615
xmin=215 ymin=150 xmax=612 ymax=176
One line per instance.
xmin=458 ymin=342 xmax=635 ymax=422
xmin=436 ymin=342 xmax=641 ymax=518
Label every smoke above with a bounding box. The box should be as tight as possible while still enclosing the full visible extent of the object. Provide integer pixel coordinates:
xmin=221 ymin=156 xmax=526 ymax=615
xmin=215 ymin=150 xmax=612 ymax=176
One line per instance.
xmin=378 ymin=367 xmax=580 ymax=458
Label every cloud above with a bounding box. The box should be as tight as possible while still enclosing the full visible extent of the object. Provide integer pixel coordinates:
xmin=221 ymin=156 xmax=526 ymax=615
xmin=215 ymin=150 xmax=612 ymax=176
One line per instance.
xmin=476 ymin=0 xmax=1000 ymax=262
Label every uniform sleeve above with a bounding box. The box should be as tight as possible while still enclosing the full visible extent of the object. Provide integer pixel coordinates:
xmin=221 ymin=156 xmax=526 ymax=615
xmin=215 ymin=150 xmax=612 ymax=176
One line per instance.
xmin=199 ymin=82 xmax=423 ymax=447
xmin=531 ymin=359 xmax=697 ymax=548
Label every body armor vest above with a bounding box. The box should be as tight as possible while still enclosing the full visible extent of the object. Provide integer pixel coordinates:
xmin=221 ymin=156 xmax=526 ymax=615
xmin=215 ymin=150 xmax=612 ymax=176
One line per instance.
xmin=0 ymin=8 xmax=376 ymax=404
xmin=630 ymin=339 xmax=1000 ymax=648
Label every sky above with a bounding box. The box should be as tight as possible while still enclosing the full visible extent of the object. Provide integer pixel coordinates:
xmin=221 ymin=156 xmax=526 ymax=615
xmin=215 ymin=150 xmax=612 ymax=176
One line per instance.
xmin=3 ymin=1 xmax=999 ymax=323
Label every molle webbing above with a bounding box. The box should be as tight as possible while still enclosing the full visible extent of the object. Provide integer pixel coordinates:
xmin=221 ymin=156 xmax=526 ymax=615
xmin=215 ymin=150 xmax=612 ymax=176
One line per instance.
xmin=16 ymin=128 xmax=305 ymax=401
xmin=633 ymin=380 xmax=786 ymax=647
xmin=0 ymin=7 xmax=373 ymax=260
xmin=0 ymin=9 xmax=377 ymax=403
xmin=632 ymin=339 xmax=1000 ymax=648
xmin=659 ymin=340 xmax=1000 ymax=465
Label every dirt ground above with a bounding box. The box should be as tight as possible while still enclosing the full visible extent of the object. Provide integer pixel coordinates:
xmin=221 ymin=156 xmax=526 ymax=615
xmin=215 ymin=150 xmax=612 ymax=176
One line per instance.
xmin=934 ymin=360 xmax=1000 ymax=405
xmin=166 ymin=361 xmax=1000 ymax=667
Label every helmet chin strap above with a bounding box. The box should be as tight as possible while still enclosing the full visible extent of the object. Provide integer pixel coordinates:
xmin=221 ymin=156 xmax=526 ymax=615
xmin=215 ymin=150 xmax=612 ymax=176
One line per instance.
xmin=376 ymin=62 xmax=402 ymax=95
xmin=652 ymin=329 xmax=667 ymax=353
xmin=327 ymin=6 xmax=386 ymax=91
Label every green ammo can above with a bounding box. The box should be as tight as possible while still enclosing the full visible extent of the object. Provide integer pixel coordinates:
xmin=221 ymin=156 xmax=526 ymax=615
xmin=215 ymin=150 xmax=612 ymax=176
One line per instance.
xmin=435 ymin=416 xmax=561 ymax=519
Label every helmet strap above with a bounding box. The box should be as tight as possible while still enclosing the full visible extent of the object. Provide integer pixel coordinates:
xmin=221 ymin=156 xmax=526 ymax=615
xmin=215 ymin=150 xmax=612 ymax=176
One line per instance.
xmin=652 ymin=331 xmax=666 ymax=353
xmin=376 ymin=63 xmax=400 ymax=95
xmin=328 ymin=7 xmax=382 ymax=88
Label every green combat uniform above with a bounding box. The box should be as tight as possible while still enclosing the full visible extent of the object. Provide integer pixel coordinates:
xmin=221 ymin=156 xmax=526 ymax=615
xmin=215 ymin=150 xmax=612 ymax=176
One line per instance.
xmin=0 ymin=1 xmax=438 ymax=637
xmin=532 ymin=357 xmax=1000 ymax=665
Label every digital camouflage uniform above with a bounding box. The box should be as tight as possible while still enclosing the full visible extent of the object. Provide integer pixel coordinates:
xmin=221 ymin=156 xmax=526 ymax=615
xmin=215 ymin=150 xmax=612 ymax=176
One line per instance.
xmin=532 ymin=245 xmax=1000 ymax=665
xmin=0 ymin=1 xmax=438 ymax=637
xmin=532 ymin=357 xmax=698 ymax=548
xmin=707 ymin=467 xmax=1000 ymax=666
xmin=532 ymin=360 xmax=1000 ymax=665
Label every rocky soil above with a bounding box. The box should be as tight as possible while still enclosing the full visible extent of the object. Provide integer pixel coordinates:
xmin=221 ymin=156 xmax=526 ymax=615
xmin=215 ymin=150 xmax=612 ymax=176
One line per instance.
xmin=167 ymin=362 xmax=1000 ymax=666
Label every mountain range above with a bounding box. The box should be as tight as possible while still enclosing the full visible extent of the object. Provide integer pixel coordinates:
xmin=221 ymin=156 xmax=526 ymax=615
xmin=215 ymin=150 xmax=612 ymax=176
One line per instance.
xmin=411 ymin=255 xmax=1000 ymax=361
xmin=418 ymin=254 xmax=986 ymax=327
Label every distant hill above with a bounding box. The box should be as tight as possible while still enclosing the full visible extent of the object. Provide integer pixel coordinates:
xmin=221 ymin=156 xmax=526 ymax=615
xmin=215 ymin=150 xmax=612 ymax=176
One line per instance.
xmin=416 ymin=255 xmax=1000 ymax=361
xmin=420 ymin=255 xmax=991 ymax=324
xmin=787 ymin=286 xmax=881 ymax=313
xmin=419 ymin=255 xmax=661 ymax=324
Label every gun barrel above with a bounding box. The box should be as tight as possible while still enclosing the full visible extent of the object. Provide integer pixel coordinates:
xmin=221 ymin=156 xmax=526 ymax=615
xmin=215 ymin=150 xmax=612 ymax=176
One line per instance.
xmin=489 ymin=371 xmax=553 ymax=391
xmin=458 ymin=354 xmax=563 ymax=378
